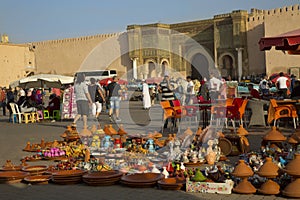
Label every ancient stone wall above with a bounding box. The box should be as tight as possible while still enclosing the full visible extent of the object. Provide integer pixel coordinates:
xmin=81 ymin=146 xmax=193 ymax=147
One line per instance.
xmin=0 ymin=44 xmax=35 ymax=87
xmin=32 ymin=33 xmax=130 ymax=79
xmin=247 ymin=4 xmax=300 ymax=77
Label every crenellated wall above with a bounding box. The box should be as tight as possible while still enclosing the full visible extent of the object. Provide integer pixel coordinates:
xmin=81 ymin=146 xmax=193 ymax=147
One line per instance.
xmin=247 ymin=4 xmax=300 ymax=76
xmin=32 ymin=33 xmax=130 ymax=78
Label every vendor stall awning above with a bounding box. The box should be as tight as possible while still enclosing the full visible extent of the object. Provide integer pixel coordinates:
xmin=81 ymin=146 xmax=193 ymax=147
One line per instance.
xmin=259 ymin=28 xmax=300 ymax=52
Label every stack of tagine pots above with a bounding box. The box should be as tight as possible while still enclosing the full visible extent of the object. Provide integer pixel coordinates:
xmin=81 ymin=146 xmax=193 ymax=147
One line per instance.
xmin=256 ymin=157 xmax=280 ymax=195
xmin=282 ymin=153 xmax=300 ymax=198
xmin=231 ymin=160 xmax=256 ymax=194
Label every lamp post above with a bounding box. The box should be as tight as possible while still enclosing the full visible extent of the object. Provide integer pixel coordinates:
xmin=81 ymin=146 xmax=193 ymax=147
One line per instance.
xmin=236 ymin=48 xmax=243 ymax=82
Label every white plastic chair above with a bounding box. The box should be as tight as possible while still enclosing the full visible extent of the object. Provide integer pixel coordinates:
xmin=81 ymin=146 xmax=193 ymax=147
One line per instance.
xmin=9 ymin=103 xmax=21 ymax=123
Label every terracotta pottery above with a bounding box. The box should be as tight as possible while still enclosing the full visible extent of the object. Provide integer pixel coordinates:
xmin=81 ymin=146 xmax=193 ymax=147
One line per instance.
xmin=258 ymin=179 xmax=280 ymax=195
xmin=157 ymin=177 xmax=185 ymax=190
xmin=196 ymin=127 xmax=203 ymax=136
xmin=118 ymin=124 xmax=127 ymax=136
xmin=184 ymin=127 xmax=193 ymax=137
xmin=256 ymin=157 xmax=279 ymax=178
xmin=22 ymin=165 xmax=48 ymax=175
xmin=237 ymin=125 xmax=248 ymax=136
xmin=120 ymin=173 xmax=164 ymax=187
xmin=90 ymin=124 xmax=97 ymax=134
xmin=108 ymin=124 xmax=117 ymax=135
xmin=23 ymin=142 xmax=31 ymax=151
xmin=80 ymin=128 xmax=92 ymax=137
xmin=284 ymin=153 xmax=300 ymax=177
xmin=233 ymin=178 xmax=256 ymax=194
xmin=0 ymin=171 xmax=30 ymax=184
xmin=231 ymin=160 xmax=254 ymax=178
xmin=288 ymin=134 xmax=299 ymax=144
xmin=23 ymin=175 xmax=51 ymax=185
xmin=153 ymin=131 xmax=162 ymax=139
xmin=82 ymin=170 xmax=123 ymax=186
xmin=263 ymin=126 xmax=286 ymax=141
xmin=282 ymin=178 xmax=300 ymax=198
xmin=40 ymin=139 xmax=45 ymax=149
xmin=206 ymin=152 xmax=216 ymax=165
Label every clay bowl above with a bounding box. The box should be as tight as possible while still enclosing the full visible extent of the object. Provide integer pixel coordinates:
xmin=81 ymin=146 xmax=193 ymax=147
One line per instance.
xmin=157 ymin=177 xmax=185 ymax=190
xmin=121 ymin=173 xmax=164 ymax=188
xmin=83 ymin=170 xmax=123 ymax=186
xmin=0 ymin=171 xmax=30 ymax=184
xmin=23 ymin=175 xmax=51 ymax=185
xmin=51 ymin=170 xmax=86 ymax=185
xmin=0 ymin=166 xmax=22 ymax=171
xmin=22 ymin=165 xmax=48 ymax=175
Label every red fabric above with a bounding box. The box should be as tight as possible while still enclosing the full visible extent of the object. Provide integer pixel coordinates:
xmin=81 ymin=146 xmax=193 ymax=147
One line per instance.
xmin=259 ymin=28 xmax=300 ymax=51
xmin=250 ymin=89 xmax=261 ymax=99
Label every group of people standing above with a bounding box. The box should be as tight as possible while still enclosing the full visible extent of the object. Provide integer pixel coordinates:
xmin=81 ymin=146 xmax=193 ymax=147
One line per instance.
xmin=72 ymin=74 xmax=122 ymax=129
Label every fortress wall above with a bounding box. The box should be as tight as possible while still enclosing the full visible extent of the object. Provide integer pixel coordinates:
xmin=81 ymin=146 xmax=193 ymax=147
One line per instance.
xmin=0 ymin=44 xmax=35 ymax=87
xmin=32 ymin=33 xmax=129 ymax=78
xmin=247 ymin=4 xmax=300 ymax=76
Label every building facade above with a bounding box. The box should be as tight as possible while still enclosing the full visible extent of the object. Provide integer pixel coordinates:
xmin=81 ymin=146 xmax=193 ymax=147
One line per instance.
xmin=1 ymin=4 xmax=300 ymax=87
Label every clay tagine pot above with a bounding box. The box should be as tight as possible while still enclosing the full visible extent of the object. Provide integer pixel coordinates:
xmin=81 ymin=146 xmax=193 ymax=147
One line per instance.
xmin=118 ymin=124 xmax=127 ymax=136
xmin=263 ymin=126 xmax=286 ymax=142
xmin=258 ymin=179 xmax=280 ymax=195
xmin=90 ymin=124 xmax=97 ymax=134
xmin=233 ymin=178 xmax=256 ymax=194
xmin=284 ymin=153 xmax=300 ymax=177
xmin=80 ymin=128 xmax=92 ymax=137
xmin=282 ymin=178 xmax=300 ymax=198
xmin=23 ymin=142 xmax=31 ymax=151
xmin=108 ymin=124 xmax=117 ymax=135
xmin=237 ymin=125 xmax=248 ymax=136
xmin=231 ymin=160 xmax=254 ymax=178
xmin=256 ymin=157 xmax=279 ymax=178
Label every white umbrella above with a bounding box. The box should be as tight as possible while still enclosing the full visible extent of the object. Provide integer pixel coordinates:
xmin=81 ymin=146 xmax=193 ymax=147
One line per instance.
xmin=10 ymin=74 xmax=74 ymax=89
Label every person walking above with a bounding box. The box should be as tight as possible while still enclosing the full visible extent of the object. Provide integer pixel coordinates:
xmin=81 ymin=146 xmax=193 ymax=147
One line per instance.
xmin=186 ymin=76 xmax=195 ymax=105
xmin=209 ymin=72 xmax=223 ymax=100
xmin=6 ymin=87 xmax=15 ymax=122
xmin=88 ymin=78 xmax=105 ymax=118
xmin=107 ymin=76 xmax=122 ymax=122
xmin=72 ymin=73 xmax=93 ymax=129
xmin=142 ymin=79 xmax=151 ymax=110
xmin=259 ymin=75 xmax=270 ymax=96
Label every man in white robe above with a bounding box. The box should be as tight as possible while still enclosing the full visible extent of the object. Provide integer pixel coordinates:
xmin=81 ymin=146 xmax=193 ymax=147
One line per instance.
xmin=142 ymin=80 xmax=151 ymax=110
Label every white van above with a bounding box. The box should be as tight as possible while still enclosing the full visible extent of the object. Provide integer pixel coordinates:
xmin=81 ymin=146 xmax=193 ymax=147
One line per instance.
xmin=75 ymin=70 xmax=117 ymax=83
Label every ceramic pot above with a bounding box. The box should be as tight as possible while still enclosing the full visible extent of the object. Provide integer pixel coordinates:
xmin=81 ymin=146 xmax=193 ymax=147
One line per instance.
xmin=118 ymin=124 xmax=127 ymax=136
xmin=206 ymin=152 xmax=216 ymax=165
xmin=258 ymin=179 xmax=280 ymax=195
xmin=256 ymin=157 xmax=279 ymax=178
xmin=284 ymin=153 xmax=300 ymax=177
xmin=263 ymin=126 xmax=286 ymax=141
xmin=231 ymin=160 xmax=254 ymax=178
xmin=233 ymin=178 xmax=256 ymax=194
xmin=237 ymin=125 xmax=248 ymax=136
xmin=282 ymin=178 xmax=300 ymax=198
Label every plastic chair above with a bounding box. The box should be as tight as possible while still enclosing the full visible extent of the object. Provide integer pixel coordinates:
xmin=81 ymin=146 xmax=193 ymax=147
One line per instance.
xmin=43 ymin=110 xmax=50 ymax=120
xmin=160 ymin=101 xmax=175 ymax=132
xmin=269 ymin=99 xmax=298 ymax=129
xmin=12 ymin=103 xmax=34 ymax=123
xmin=36 ymin=110 xmax=44 ymax=121
xmin=9 ymin=103 xmax=20 ymax=123
xmin=52 ymin=110 xmax=61 ymax=121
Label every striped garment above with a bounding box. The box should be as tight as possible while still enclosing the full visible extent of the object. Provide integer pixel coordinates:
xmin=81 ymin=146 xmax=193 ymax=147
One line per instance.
xmin=160 ymin=81 xmax=175 ymax=101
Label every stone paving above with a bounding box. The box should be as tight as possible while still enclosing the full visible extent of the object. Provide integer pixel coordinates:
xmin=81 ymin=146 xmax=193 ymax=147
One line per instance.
xmin=0 ymin=100 xmax=294 ymax=200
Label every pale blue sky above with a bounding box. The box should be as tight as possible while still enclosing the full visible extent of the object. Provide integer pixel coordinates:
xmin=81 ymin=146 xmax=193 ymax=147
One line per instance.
xmin=1 ymin=0 xmax=299 ymax=43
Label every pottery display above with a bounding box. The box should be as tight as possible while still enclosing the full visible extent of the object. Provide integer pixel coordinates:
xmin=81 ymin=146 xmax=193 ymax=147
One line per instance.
xmin=258 ymin=179 xmax=280 ymax=195
xmin=256 ymin=157 xmax=279 ymax=178
xmin=284 ymin=153 xmax=300 ymax=177
xmin=157 ymin=177 xmax=185 ymax=190
xmin=51 ymin=169 xmax=86 ymax=185
xmin=236 ymin=125 xmax=248 ymax=136
xmin=117 ymin=124 xmax=127 ymax=136
xmin=231 ymin=160 xmax=254 ymax=178
xmin=22 ymin=165 xmax=48 ymax=175
xmin=282 ymin=178 xmax=300 ymax=198
xmin=23 ymin=175 xmax=51 ymax=185
xmin=263 ymin=126 xmax=286 ymax=141
xmin=232 ymin=178 xmax=256 ymax=194
xmin=82 ymin=170 xmax=123 ymax=186
xmin=0 ymin=171 xmax=30 ymax=184
xmin=120 ymin=173 xmax=164 ymax=188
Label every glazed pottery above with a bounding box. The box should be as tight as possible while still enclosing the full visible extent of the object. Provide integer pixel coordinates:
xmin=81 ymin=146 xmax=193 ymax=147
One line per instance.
xmin=23 ymin=175 xmax=51 ymax=185
xmin=258 ymin=179 xmax=280 ymax=195
xmin=256 ymin=157 xmax=279 ymax=178
xmin=284 ymin=153 xmax=300 ymax=177
xmin=231 ymin=160 xmax=254 ymax=178
xmin=233 ymin=178 xmax=256 ymax=194
xmin=263 ymin=126 xmax=286 ymax=141
xmin=237 ymin=125 xmax=248 ymax=136
xmin=282 ymin=178 xmax=300 ymax=198
xmin=0 ymin=171 xmax=30 ymax=184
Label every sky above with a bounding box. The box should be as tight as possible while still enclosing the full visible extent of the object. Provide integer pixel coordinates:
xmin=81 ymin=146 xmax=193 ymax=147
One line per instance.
xmin=1 ymin=0 xmax=300 ymax=43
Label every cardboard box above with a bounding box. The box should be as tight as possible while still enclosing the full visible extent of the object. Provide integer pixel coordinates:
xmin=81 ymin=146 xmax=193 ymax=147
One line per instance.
xmin=186 ymin=178 xmax=234 ymax=194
